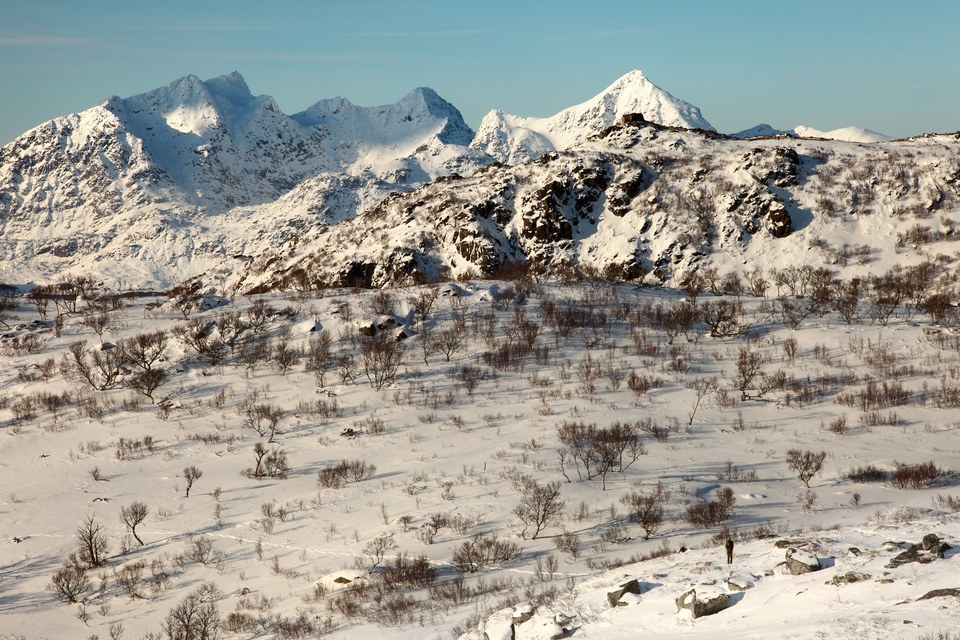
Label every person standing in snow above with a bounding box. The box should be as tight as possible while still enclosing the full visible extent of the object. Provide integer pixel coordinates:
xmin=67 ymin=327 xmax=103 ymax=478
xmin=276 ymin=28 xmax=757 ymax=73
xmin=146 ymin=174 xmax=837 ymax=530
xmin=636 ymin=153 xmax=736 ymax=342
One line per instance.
xmin=725 ymin=536 xmax=734 ymax=564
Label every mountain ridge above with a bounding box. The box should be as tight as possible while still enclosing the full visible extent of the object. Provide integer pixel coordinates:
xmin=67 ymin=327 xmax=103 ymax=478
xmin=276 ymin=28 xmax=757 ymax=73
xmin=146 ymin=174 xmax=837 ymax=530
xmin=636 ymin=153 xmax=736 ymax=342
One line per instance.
xmin=1 ymin=70 xmax=957 ymax=290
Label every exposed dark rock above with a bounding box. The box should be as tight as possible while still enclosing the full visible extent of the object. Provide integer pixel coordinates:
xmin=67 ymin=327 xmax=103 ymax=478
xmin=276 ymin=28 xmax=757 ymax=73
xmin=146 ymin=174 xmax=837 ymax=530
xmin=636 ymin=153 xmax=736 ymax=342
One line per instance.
xmin=607 ymin=579 xmax=642 ymax=607
xmin=887 ymin=545 xmax=935 ymax=569
xmin=775 ymin=538 xmax=811 ymax=549
xmin=784 ymin=547 xmax=822 ymax=575
xmin=917 ymin=588 xmax=960 ymax=601
xmin=827 ymin=572 xmax=871 ymax=586
xmin=920 ymin=533 xmax=940 ymax=552
xmin=675 ymin=587 xmax=730 ymax=618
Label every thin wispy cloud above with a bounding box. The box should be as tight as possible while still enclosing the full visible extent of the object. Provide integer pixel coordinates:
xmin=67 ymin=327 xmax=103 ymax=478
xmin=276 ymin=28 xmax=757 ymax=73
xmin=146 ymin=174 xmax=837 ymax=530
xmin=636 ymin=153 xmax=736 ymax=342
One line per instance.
xmin=346 ymin=29 xmax=488 ymax=38
xmin=586 ymin=28 xmax=657 ymax=37
xmin=0 ymin=35 xmax=90 ymax=47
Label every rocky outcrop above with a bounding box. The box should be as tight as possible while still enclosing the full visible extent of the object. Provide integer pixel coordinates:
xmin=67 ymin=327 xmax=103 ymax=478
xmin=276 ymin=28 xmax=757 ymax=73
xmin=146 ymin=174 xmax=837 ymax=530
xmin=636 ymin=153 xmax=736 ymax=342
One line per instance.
xmin=827 ymin=572 xmax=871 ymax=586
xmin=783 ymin=547 xmax=822 ymax=575
xmin=887 ymin=533 xmax=952 ymax=568
xmin=607 ymin=579 xmax=643 ymax=607
xmin=675 ymin=586 xmax=730 ymax=618
xmin=727 ymin=574 xmax=757 ymax=591
xmin=917 ymin=587 xmax=960 ymax=601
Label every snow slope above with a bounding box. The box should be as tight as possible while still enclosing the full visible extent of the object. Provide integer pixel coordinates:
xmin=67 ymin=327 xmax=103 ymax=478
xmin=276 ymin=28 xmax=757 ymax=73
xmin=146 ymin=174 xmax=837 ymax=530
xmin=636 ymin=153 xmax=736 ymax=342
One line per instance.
xmin=1 ymin=281 xmax=960 ymax=640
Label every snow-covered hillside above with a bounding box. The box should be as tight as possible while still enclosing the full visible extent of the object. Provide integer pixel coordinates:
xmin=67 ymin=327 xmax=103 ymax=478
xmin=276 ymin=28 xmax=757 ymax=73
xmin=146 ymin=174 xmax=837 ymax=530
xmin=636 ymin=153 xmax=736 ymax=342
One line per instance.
xmin=1 ymin=279 xmax=960 ymax=640
xmin=238 ymin=118 xmax=960 ymax=294
xmin=471 ymin=70 xmax=715 ymax=165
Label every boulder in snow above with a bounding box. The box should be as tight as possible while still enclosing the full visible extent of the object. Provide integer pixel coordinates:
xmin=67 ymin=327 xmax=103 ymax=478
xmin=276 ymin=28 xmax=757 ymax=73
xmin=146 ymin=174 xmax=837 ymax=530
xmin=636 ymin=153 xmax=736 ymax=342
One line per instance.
xmin=675 ymin=585 xmax=730 ymax=618
xmin=606 ymin=578 xmax=642 ymax=607
xmin=784 ymin=547 xmax=822 ymax=575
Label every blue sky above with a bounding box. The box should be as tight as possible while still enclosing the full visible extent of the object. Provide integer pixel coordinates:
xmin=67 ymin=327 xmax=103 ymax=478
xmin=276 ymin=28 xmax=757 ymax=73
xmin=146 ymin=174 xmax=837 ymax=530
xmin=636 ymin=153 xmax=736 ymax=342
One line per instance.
xmin=1 ymin=0 xmax=957 ymax=145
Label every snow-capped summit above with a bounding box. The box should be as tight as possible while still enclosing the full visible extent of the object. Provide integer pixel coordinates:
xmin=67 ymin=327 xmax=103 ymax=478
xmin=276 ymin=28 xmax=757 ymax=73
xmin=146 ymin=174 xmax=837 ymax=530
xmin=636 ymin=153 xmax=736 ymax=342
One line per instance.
xmin=470 ymin=69 xmax=715 ymax=164
xmin=293 ymin=86 xmax=474 ymax=147
xmin=0 ymin=72 xmax=488 ymax=285
xmin=792 ymin=124 xmax=893 ymax=143
xmin=733 ymin=122 xmax=892 ymax=143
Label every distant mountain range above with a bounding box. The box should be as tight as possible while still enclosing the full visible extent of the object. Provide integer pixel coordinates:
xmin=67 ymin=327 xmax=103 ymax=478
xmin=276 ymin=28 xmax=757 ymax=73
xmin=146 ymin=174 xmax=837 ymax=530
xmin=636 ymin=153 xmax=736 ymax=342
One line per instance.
xmin=2 ymin=69 xmax=952 ymax=291
xmin=732 ymin=123 xmax=893 ymax=143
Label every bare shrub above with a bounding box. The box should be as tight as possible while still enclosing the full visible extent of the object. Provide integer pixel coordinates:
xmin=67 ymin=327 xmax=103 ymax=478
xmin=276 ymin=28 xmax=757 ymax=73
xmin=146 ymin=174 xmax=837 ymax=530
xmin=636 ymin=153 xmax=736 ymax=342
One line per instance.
xmin=120 ymin=501 xmax=149 ymax=546
xmin=359 ymin=332 xmax=406 ymax=390
xmin=735 ymin=346 xmax=764 ymax=400
xmin=76 ymin=514 xmax=109 ymax=567
xmin=620 ymin=481 xmax=671 ymax=539
xmin=451 ymin=535 xmax=522 ymax=573
xmin=114 ymin=560 xmax=146 ymax=599
xmin=513 ymin=478 xmax=565 ymax=539
xmin=183 ymin=465 xmax=203 ymax=497
xmin=376 ymin=552 xmax=438 ymax=590
xmin=825 ymin=415 xmax=848 ymax=435
xmin=428 ymin=574 xmax=471 ymax=607
xmin=553 ymin=530 xmax=581 ymax=559
xmin=847 ymin=464 xmax=887 ymax=483
xmin=161 ymin=582 xmax=222 ymax=640
xmin=248 ymin=443 xmax=289 ymax=479
xmin=933 ymin=495 xmax=960 ymax=512
xmin=685 ymin=487 xmax=735 ymax=528
xmin=317 ymin=459 xmax=375 ymax=488
xmin=189 ymin=537 xmax=218 ymax=565
xmin=890 ymin=461 xmax=945 ymax=489
xmin=786 ymin=449 xmax=827 ymax=488
xmin=362 ymin=534 xmax=397 ymax=572
xmin=305 ymin=329 xmax=335 ymax=387
xmin=48 ymin=560 xmax=88 ymax=603
xmin=119 ymin=330 xmax=167 ymax=372
xmin=240 ymin=401 xmax=284 ymax=442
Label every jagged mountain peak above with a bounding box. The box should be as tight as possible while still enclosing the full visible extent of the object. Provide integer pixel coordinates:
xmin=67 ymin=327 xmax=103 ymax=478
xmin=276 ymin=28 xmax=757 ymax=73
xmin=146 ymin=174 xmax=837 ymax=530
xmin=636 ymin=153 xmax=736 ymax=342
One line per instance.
xmin=470 ymin=69 xmax=714 ymax=164
xmin=293 ymin=85 xmax=473 ymax=145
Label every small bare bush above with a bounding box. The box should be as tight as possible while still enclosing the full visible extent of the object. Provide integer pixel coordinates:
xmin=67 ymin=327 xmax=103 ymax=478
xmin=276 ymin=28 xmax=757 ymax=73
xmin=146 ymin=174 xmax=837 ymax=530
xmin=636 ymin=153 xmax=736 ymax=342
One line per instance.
xmin=847 ymin=464 xmax=887 ymax=483
xmin=786 ymin=449 xmax=827 ymax=488
xmin=685 ymin=487 xmax=735 ymax=528
xmin=890 ymin=461 xmax=945 ymax=489
xmin=553 ymin=530 xmax=582 ymax=559
xmin=317 ymin=459 xmax=376 ymax=488
xmin=48 ymin=560 xmax=88 ymax=603
xmin=451 ymin=535 xmax=521 ymax=573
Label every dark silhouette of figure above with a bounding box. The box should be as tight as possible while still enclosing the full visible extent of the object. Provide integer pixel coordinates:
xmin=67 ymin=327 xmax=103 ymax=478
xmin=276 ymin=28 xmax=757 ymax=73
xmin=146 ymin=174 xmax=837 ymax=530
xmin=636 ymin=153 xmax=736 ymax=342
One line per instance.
xmin=725 ymin=536 xmax=734 ymax=564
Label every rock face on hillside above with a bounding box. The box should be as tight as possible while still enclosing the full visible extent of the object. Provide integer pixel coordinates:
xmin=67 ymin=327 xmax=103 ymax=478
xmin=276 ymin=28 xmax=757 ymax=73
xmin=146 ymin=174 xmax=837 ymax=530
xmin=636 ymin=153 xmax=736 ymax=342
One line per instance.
xmin=240 ymin=121 xmax=960 ymax=293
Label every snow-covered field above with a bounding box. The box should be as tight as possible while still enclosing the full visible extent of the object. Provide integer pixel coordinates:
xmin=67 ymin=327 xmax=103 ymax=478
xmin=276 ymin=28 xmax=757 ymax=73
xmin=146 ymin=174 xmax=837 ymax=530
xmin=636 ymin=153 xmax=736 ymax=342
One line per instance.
xmin=1 ymin=279 xmax=959 ymax=640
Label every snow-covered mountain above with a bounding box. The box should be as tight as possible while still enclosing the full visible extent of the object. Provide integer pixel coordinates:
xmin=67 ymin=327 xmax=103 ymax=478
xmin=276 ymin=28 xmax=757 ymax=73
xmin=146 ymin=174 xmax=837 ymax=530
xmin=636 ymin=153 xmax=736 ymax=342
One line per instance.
xmin=733 ymin=123 xmax=893 ymax=143
xmin=238 ymin=117 xmax=960 ymax=293
xmin=0 ymin=72 xmax=488 ymax=285
xmin=1 ymin=70 xmax=956 ymax=291
xmin=470 ymin=70 xmax=715 ymax=165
